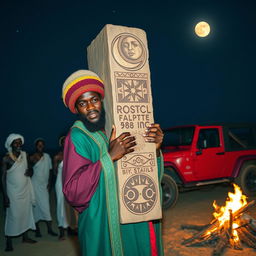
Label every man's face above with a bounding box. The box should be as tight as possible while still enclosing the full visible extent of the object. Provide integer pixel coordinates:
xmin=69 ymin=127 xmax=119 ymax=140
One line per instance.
xmin=36 ymin=140 xmax=45 ymax=153
xmin=11 ymin=138 xmax=22 ymax=153
xmin=75 ymin=91 xmax=102 ymax=124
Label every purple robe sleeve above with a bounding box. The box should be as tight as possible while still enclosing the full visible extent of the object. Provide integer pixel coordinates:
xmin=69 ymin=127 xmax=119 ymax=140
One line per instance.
xmin=62 ymin=132 xmax=102 ymax=213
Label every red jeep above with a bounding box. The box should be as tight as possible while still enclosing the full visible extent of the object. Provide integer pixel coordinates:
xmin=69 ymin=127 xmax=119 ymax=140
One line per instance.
xmin=161 ymin=123 xmax=256 ymax=209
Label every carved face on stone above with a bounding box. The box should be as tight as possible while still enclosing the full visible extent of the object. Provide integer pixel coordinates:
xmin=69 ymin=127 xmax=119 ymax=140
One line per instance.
xmin=121 ymin=36 xmax=143 ymax=60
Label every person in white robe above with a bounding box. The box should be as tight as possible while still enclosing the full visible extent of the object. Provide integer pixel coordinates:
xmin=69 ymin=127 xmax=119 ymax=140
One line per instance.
xmin=53 ymin=136 xmax=78 ymax=240
xmin=2 ymin=133 xmax=37 ymax=251
xmin=55 ymin=160 xmax=69 ymax=239
xmin=30 ymin=138 xmax=57 ymax=237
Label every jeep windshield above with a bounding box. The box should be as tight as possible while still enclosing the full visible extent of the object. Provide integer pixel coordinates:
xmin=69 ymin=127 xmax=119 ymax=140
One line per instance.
xmin=163 ymin=126 xmax=195 ymax=147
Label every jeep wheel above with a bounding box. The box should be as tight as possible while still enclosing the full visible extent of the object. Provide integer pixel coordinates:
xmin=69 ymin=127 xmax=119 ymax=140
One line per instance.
xmin=161 ymin=173 xmax=178 ymax=210
xmin=236 ymin=164 xmax=256 ymax=196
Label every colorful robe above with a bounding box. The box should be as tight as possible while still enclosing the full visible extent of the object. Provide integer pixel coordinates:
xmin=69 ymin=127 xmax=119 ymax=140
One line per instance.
xmin=63 ymin=120 xmax=164 ymax=256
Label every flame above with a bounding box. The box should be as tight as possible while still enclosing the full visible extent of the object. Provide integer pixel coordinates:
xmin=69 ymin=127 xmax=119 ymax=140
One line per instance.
xmin=232 ymin=223 xmax=239 ymax=242
xmin=210 ymin=183 xmax=247 ymax=240
xmin=212 ymin=183 xmax=247 ymax=226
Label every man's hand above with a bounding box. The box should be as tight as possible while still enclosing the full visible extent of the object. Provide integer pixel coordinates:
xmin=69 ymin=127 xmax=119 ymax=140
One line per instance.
xmin=109 ymin=126 xmax=136 ymax=162
xmin=25 ymin=168 xmax=33 ymax=177
xmin=143 ymin=123 xmax=164 ymax=157
xmin=3 ymin=196 xmax=10 ymax=208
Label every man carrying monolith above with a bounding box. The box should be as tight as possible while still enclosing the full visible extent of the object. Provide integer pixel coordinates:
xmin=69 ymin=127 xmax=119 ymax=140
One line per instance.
xmin=62 ymin=70 xmax=164 ymax=256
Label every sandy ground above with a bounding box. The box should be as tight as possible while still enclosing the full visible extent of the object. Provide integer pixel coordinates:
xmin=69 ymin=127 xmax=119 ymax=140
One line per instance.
xmin=162 ymin=184 xmax=256 ymax=256
xmin=1 ymin=184 xmax=256 ymax=256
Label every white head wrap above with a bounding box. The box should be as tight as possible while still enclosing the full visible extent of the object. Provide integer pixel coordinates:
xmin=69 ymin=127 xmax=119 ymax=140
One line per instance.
xmin=5 ymin=133 xmax=24 ymax=152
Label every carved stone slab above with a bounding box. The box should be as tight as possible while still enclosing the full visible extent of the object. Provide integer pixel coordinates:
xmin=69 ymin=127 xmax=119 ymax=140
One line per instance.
xmin=87 ymin=24 xmax=162 ymax=224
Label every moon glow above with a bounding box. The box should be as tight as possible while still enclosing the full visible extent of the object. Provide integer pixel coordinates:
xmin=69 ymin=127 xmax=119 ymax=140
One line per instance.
xmin=195 ymin=21 xmax=210 ymax=37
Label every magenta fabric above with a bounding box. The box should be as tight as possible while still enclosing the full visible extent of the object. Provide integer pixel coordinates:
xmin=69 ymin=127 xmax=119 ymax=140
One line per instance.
xmin=62 ymin=132 xmax=102 ymax=213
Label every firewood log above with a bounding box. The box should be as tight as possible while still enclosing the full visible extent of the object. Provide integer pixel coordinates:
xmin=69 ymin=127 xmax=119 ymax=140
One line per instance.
xmin=181 ymin=224 xmax=210 ymax=231
xmin=182 ymin=221 xmax=220 ymax=245
xmin=237 ymin=229 xmax=256 ymax=249
xmin=248 ymin=223 xmax=256 ymax=234
xmin=240 ymin=227 xmax=256 ymax=243
xmin=212 ymin=231 xmax=229 ymax=256
xmin=233 ymin=200 xmax=255 ymax=219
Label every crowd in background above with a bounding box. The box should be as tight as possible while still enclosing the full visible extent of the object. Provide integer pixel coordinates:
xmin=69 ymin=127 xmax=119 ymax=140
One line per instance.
xmin=0 ymin=133 xmax=78 ymax=252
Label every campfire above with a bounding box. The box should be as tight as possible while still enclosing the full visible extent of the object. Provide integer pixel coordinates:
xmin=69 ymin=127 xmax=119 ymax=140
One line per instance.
xmin=181 ymin=184 xmax=256 ymax=256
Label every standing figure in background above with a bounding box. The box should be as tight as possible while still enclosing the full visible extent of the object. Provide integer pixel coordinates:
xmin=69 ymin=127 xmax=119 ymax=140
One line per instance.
xmin=2 ymin=134 xmax=37 ymax=251
xmin=30 ymin=138 xmax=57 ymax=237
xmin=53 ymin=136 xmax=78 ymax=240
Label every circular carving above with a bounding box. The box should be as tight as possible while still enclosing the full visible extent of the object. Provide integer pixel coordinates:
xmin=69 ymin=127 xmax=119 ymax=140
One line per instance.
xmin=111 ymin=33 xmax=147 ymax=71
xmin=122 ymin=174 xmax=157 ymax=215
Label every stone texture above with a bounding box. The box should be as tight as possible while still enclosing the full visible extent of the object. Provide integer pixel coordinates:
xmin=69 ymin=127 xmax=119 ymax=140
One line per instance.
xmin=87 ymin=24 xmax=162 ymax=223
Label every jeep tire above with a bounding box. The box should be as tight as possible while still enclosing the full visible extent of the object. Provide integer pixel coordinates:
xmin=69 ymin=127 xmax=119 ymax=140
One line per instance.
xmin=161 ymin=173 xmax=178 ymax=210
xmin=236 ymin=164 xmax=256 ymax=196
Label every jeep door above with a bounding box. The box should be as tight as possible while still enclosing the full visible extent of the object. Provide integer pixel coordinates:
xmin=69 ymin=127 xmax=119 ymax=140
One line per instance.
xmin=194 ymin=127 xmax=225 ymax=180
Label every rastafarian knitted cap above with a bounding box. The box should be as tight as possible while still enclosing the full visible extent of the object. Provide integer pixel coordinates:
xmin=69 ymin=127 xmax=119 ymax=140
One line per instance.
xmin=62 ymin=70 xmax=104 ymax=113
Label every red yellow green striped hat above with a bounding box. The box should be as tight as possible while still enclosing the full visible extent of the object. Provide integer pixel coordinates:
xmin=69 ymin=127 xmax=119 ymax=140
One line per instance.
xmin=62 ymin=70 xmax=104 ymax=113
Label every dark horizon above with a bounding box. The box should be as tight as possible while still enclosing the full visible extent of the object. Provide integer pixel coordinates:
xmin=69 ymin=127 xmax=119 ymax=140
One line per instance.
xmin=1 ymin=0 xmax=256 ymax=156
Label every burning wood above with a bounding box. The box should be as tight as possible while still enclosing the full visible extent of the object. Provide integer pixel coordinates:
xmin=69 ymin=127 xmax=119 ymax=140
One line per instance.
xmin=181 ymin=184 xmax=256 ymax=256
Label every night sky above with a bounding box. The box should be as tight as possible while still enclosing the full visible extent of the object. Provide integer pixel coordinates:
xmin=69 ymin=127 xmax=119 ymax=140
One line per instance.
xmin=1 ymin=0 xmax=256 ymax=155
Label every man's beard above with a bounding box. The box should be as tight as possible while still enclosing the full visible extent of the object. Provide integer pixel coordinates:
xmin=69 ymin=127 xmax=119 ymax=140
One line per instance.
xmin=79 ymin=107 xmax=106 ymax=132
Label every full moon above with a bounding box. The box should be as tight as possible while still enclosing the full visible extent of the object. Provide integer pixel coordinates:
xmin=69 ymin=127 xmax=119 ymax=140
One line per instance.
xmin=195 ymin=21 xmax=210 ymax=37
